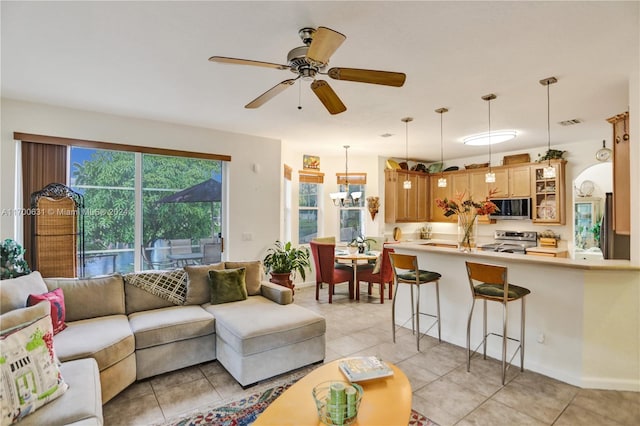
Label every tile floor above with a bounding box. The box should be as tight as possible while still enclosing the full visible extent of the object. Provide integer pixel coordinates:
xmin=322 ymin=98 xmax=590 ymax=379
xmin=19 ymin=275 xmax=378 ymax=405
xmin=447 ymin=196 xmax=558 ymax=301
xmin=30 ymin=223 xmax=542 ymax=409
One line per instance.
xmin=104 ymin=285 xmax=640 ymax=426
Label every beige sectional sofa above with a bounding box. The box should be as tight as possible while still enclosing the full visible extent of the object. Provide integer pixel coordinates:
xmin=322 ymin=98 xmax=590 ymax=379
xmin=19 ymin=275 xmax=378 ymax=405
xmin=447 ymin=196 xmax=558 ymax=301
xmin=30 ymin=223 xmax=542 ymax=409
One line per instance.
xmin=0 ymin=262 xmax=326 ymax=426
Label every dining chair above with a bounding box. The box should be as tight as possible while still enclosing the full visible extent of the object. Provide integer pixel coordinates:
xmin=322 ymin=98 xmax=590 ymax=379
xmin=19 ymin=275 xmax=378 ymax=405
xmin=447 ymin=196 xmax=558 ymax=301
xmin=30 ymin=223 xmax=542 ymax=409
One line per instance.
xmin=309 ymin=241 xmax=354 ymax=303
xmin=389 ymin=253 xmax=442 ymax=351
xmin=356 ymin=246 xmax=395 ymax=303
xmin=140 ymin=245 xmax=176 ymax=270
xmin=202 ymin=243 xmax=221 ymax=264
xmin=169 ymin=238 xmax=193 ymax=255
xmin=465 ymin=261 xmax=531 ymax=385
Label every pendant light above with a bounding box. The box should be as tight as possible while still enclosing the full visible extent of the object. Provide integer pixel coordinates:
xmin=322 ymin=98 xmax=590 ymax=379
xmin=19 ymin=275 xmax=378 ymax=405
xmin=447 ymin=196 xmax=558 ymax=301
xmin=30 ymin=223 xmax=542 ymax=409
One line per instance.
xmin=482 ymin=94 xmax=497 ymax=183
xmin=540 ymin=76 xmax=558 ymax=179
xmin=401 ymin=117 xmax=413 ymax=189
xmin=329 ymin=145 xmax=361 ymax=206
xmin=435 ymin=107 xmax=448 ymax=187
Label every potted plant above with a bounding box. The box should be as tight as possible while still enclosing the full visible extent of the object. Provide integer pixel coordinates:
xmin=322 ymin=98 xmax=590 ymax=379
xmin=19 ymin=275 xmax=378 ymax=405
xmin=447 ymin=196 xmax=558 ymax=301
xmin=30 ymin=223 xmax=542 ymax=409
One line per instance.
xmin=263 ymin=240 xmax=311 ymax=293
xmin=1 ymin=238 xmax=31 ymax=280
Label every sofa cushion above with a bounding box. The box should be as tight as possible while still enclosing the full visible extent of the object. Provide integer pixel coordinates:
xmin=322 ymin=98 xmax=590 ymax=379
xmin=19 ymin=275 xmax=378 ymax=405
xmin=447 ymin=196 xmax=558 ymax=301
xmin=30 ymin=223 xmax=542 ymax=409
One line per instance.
xmin=224 ymin=261 xmax=263 ymax=295
xmin=0 ymin=271 xmax=48 ymax=313
xmin=204 ymin=296 xmax=325 ymax=356
xmin=0 ymin=301 xmax=50 ymax=332
xmin=0 ymin=313 xmax=68 ymax=425
xmin=128 ymin=305 xmax=215 ymax=350
xmin=124 ymin=279 xmax=175 ymax=314
xmin=44 ymin=275 xmax=125 ymax=321
xmin=27 ymin=287 xmax=67 ymax=335
xmin=15 ymin=358 xmax=103 ymax=426
xmin=183 ymin=263 xmax=225 ymax=305
xmin=53 ymin=315 xmax=134 ymax=371
xmin=123 ymin=270 xmax=187 ymax=306
xmin=209 ymin=268 xmax=248 ymax=305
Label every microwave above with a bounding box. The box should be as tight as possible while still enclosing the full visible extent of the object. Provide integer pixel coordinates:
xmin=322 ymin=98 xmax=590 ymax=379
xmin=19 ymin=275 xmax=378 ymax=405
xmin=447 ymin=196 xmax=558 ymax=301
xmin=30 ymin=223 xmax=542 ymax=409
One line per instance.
xmin=489 ymin=198 xmax=532 ymax=220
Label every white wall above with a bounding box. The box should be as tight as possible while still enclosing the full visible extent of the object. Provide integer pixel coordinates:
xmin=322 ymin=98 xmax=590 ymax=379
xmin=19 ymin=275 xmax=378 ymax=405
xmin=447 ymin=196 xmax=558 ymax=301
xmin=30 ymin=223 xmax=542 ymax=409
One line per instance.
xmin=0 ymin=98 xmax=282 ymax=261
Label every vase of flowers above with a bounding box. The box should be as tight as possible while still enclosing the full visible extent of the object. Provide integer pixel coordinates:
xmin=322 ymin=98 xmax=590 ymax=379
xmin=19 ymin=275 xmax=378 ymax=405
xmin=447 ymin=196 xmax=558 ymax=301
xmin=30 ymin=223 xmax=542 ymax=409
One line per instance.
xmin=436 ymin=190 xmax=499 ymax=252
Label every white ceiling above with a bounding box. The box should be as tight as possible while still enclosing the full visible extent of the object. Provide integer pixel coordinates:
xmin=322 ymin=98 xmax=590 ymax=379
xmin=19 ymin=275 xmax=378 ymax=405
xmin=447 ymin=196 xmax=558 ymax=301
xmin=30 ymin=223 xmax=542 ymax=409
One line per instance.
xmin=2 ymin=1 xmax=638 ymax=161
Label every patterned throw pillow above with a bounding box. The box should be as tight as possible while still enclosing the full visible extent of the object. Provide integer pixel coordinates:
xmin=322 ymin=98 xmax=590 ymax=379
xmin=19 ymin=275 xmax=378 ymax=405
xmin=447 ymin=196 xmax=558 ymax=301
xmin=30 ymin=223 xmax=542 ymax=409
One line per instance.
xmin=0 ymin=315 xmax=68 ymax=425
xmin=208 ymin=268 xmax=248 ymax=305
xmin=27 ymin=288 xmax=67 ymax=335
xmin=124 ymin=270 xmax=187 ymax=305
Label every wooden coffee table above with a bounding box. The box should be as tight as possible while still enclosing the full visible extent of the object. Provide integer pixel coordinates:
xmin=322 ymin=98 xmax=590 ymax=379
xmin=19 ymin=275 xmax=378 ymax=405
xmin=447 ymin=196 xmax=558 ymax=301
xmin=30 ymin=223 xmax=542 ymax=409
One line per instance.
xmin=253 ymin=359 xmax=412 ymax=425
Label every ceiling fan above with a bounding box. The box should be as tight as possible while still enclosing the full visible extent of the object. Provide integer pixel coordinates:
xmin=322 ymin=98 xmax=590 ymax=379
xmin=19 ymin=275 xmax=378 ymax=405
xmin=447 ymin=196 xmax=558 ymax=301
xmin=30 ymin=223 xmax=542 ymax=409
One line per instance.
xmin=209 ymin=26 xmax=406 ymax=115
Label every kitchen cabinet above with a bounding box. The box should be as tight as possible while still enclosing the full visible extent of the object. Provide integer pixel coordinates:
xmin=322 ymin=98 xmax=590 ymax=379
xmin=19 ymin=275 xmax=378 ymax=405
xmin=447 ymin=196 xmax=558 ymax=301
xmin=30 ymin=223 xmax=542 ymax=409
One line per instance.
xmin=469 ymin=168 xmax=509 ymax=199
xmin=508 ymin=166 xmax=531 ymax=197
xmin=607 ymin=112 xmax=630 ymax=235
xmin=531 ymin=160 xmax=566 ymax=225
xmin=574 ymin=197 xmax=602 ymax=250
xmin=428 ymin=172 xmax=468 ymax=223
xmin=385 ymin=169 xmax=429 ymax=223
xmin=469 ymin=166 xmax=529 ymax=199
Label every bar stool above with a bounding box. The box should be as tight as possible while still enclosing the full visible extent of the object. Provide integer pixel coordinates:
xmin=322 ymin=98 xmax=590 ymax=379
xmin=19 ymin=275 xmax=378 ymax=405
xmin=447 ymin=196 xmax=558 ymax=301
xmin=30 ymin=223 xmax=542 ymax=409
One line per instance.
xmin=465 ymin=261 xmax=531 ymax=385
xmin=389 ymin=253 xmax=442 ymax=351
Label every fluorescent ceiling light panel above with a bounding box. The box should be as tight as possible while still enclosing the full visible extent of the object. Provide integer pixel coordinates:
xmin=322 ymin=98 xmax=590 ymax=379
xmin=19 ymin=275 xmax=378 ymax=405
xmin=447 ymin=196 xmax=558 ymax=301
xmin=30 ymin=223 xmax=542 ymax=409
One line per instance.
xmin=463 ymin=130 xmax=517 ymax=146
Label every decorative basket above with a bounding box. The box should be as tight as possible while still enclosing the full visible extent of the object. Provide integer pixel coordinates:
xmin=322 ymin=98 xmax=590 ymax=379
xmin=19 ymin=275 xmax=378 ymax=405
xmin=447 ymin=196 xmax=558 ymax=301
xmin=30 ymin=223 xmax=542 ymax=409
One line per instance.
xmin=464 ymin=162 xmax=489 ymax=169
xmin=312 ymin=381 xmax=363 ymax=426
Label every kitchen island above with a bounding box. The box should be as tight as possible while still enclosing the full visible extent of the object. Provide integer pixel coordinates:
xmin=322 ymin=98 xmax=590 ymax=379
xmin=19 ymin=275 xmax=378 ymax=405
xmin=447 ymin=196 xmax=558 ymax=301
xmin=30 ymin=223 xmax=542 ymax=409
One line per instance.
xmin=389 ymin=241 xmax=640 ymax=391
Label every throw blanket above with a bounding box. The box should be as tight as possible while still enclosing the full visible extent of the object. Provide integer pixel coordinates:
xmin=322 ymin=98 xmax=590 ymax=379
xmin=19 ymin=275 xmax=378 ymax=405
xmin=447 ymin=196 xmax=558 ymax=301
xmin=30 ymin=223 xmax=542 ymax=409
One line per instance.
xmin=124 ymin=270 xmax=187 ymax=305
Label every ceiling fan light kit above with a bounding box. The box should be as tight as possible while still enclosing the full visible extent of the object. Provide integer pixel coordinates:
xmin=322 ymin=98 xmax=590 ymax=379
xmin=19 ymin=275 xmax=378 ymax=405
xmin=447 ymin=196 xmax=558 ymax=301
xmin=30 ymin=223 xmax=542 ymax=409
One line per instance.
xmin=209 ymin=26 xmax=406 ymax=115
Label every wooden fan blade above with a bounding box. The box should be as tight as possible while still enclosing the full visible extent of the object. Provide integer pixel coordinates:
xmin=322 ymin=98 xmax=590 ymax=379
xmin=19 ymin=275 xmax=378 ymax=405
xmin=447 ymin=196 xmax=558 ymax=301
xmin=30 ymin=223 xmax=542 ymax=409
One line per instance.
xmin=328 ymin=68 xmax=406 ymax=87
xmin=245 ymin=79 xmax=297 ymax=109
xmin=209 ymin=56 xmax=288 ymax=70
xmin=306 ymin=27 xmax=346 ymax=65
xmin=311 ymin=80 xmax=347 ymax=115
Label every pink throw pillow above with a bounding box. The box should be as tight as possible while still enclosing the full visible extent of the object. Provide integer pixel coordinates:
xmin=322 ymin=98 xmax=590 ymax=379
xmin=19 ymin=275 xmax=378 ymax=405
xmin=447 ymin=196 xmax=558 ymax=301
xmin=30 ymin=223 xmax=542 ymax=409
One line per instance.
xmin=27 ymin=288 xmax=67 ymax=335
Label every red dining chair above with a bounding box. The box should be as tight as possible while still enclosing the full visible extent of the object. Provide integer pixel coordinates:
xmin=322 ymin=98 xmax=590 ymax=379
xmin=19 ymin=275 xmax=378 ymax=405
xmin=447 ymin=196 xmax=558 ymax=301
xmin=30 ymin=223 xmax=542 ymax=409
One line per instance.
xmin=310 ymin=241 xmax=354 ymax=303
xmin=357 ymin=246 xmax=395 ymax=303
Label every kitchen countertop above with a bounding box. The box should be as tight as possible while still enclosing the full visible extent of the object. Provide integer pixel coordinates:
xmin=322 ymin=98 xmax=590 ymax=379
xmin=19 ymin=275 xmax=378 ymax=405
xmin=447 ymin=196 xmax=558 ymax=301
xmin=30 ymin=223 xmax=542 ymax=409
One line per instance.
xmin=390 ymin=240 xmax=640 ymax=271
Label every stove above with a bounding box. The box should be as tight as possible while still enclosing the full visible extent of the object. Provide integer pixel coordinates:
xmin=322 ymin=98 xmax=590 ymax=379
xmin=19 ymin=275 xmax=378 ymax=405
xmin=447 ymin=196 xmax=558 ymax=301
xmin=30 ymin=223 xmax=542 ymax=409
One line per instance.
xmin=479 ymin=230 xmax=538 ymax=254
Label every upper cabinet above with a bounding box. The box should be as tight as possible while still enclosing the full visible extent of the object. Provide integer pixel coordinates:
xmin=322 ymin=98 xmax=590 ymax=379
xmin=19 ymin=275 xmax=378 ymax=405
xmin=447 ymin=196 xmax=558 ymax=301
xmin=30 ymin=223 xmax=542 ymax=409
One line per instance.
xmin=385 ymin=169 xmax=429 ymax=223
xmin=607 ymin=112 xmax=630 ymax=235
xmin=428 ymin=171 xmax=469 ymax=223
xmin=531 ymin=160 xmax=566 ymax=225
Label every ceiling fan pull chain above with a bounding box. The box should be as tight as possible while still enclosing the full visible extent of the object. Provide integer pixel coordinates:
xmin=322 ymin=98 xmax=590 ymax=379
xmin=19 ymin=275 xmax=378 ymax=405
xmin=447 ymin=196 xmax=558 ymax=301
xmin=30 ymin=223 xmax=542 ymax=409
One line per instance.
xmin=298 ymin=79 xmax=303 ymax=110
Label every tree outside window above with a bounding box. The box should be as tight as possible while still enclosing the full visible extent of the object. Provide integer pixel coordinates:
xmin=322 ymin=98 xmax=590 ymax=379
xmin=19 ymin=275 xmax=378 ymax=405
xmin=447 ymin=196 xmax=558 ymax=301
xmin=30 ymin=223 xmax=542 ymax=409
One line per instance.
xmin=338 ymin=183 xmax=365 ymax=242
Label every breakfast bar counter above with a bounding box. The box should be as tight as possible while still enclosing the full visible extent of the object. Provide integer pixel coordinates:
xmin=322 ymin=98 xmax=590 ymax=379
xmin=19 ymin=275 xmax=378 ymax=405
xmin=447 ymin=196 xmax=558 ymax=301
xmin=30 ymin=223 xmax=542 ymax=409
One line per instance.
xmin=388 ymin=241 xmax=640 ymax=391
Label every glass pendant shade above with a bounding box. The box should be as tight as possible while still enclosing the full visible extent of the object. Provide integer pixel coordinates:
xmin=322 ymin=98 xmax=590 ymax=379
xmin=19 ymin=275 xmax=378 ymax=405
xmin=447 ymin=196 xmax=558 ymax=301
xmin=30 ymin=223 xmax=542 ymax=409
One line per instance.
xmin=485 ymin=172 xmax=496 ymax=183
xmin=438 ymin=177 xmax=447 ymax=187
xmin=401 ymin=116 xmax=413 ymax=190
xmin=435 ymin=107 xmax=449 ymax=189
xmin=543 ymin=165 xmax=556 ymax=179
xmin=403 ymin=179 xmax=412 ymax=189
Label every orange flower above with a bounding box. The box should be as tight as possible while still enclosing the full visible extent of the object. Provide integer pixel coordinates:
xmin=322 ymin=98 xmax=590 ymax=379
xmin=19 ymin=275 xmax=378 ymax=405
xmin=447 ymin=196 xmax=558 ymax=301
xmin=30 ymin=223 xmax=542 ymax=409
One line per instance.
xmin=435 ymin=188 xmax=500 ymax=217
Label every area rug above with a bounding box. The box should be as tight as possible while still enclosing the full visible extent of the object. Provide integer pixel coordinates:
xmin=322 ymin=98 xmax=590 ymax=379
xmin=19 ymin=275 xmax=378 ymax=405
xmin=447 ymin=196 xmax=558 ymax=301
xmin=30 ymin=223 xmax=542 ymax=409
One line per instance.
xmin=161 ymin=381 xmax=438 ymax=426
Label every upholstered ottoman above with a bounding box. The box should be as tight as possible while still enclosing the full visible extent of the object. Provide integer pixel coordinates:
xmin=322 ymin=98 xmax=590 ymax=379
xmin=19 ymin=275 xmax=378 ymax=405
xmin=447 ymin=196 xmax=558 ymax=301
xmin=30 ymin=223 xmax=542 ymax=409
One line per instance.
xmin=204 ymin=296 xmax=326 ymax=386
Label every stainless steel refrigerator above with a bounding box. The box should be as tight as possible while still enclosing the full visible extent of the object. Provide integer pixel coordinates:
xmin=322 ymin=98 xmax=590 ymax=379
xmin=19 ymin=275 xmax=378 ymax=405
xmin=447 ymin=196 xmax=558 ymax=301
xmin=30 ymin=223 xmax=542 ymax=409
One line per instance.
xmin=600 ymin=192 xmax=631 ymax=260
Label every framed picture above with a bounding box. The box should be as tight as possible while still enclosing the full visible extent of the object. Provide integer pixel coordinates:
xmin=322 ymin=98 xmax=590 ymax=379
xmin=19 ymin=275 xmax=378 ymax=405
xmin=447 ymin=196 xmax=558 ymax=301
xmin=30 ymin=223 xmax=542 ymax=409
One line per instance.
xmin=303 ymin=155 xmax=320 ymax=170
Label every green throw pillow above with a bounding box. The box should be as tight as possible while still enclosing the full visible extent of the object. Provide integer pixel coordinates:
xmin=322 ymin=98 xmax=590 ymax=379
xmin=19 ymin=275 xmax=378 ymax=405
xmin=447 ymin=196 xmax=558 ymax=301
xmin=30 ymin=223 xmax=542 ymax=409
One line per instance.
xmin=208 ymin=268 xmax=248 ymax=305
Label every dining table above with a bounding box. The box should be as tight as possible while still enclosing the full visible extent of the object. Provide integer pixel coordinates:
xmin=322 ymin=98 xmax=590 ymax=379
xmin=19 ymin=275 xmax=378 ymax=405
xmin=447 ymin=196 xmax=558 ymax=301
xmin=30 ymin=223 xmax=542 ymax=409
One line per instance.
xmin=334 ymin=249 xmax=379 ymax=300
xmin=167 ymin=252 xmax=204 ymax=266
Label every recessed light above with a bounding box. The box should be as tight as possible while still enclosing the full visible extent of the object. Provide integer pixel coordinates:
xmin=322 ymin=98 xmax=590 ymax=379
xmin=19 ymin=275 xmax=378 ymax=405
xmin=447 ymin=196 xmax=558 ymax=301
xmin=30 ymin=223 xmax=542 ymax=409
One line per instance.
xmin=463 ymin=130 xmax=517 ymax=146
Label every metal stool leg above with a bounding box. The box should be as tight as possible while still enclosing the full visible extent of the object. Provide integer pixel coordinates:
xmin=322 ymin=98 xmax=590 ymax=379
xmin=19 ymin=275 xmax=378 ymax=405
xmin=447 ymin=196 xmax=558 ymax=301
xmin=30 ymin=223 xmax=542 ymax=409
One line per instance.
xmin=410 ymin=284 xmax=415 ymax=335
xmin=502 ymin=301 xmax=508 ymax=385
xmin=483 ymin=299 xmax=488 ymax=359
xmin=466 ymin=298 xmax=475 ymax=372
xmin=416 ymin=284 xmax=421 ymax=350
xmin=392 ymin=280 xmax=399 ymax=343
xmin=435 ymin=280 xmax=441 ymax=342
xmin=521 ymin=296 xmax=526 ymax=372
